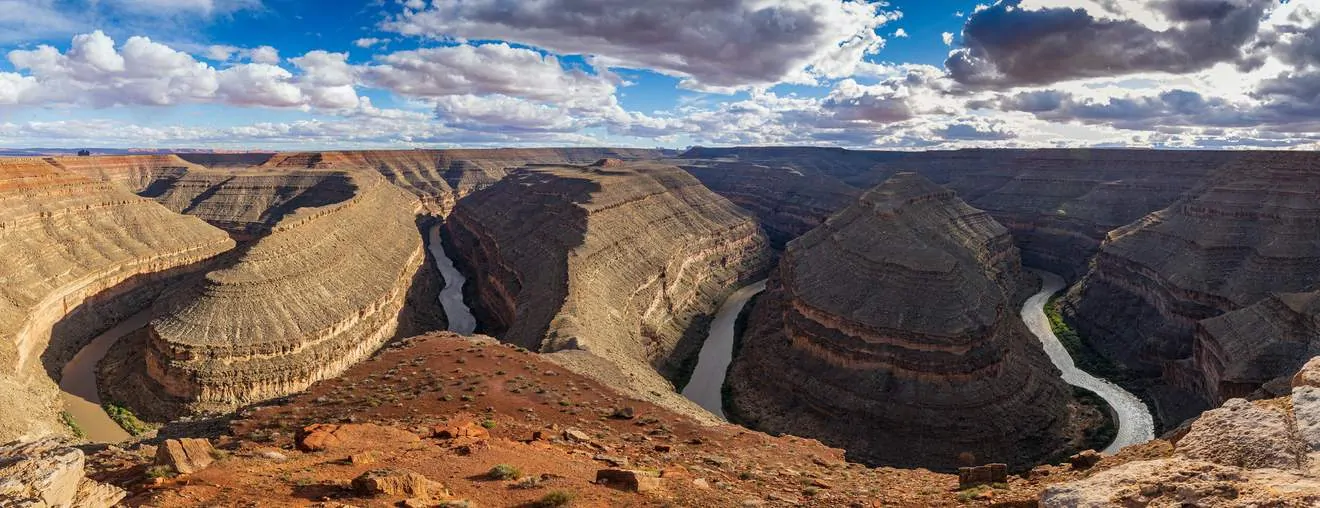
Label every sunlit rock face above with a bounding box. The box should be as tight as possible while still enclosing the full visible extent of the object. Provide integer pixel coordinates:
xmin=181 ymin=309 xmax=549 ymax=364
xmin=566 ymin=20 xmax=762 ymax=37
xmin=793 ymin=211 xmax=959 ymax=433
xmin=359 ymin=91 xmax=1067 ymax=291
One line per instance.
xmin=110 ymin=170 xmax=433 ymax=418
xmin=1064 ymin=152 xmax=1320 ymax=424
xmin=728 ymin=172 xmax=1072 ymax=472
xmin=0 ymin=158 xmax=234 ymax=441
xmin=445 ymin=161 xmax=772 ymax=418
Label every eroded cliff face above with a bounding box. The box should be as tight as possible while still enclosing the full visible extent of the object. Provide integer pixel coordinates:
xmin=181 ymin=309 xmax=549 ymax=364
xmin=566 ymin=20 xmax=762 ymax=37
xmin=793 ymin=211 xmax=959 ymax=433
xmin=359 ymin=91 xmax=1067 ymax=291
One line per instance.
xmin=260 ymin=149 xmax=665 ymax=215
xmin=51 ymin=154 xmax=201 ymax=193
xmin=727 ymin=172 xmax=1072 ymax=471
xmin=145 ymin=168 xmax=360 ymax=236
xmin=679 ymin=161 xmax=862 ymax=248
xmin=444 ymin=161 xmax=772 ymax=419
xmin=1063 ymin=153 xmax=1320 ymax=423
xmin=105 ymin=170 xmax=434 ymax=418
xmin=0 ymin=158 xmax=234 ymax=441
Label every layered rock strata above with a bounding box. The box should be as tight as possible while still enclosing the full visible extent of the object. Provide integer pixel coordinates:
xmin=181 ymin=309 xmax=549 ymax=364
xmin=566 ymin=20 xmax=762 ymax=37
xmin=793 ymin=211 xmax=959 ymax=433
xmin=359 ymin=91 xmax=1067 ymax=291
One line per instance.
xmin=261 ymin=149 xmax=664 ymax=215
xmin=680 ymin=161 xmax=861 ymax=248
xmin=0 ymin=158 xmax=234 ymax=441
xmin=108 ymin=169 xmax=433 ymax=417
xmin=1043 ymin=357 xmax=1320 ymax=506
xmin=444 ymin=161 xmax=772 ymax=418
xmin=1063 ymin=153 xmax=1320 ymax=421
xmin=145 ymin=168 xmax=360 ymax=236
xmin=727 ymin=172 xmax=1072 ymax=471
xmin=49 ymin=154 xmax=201 ymax=193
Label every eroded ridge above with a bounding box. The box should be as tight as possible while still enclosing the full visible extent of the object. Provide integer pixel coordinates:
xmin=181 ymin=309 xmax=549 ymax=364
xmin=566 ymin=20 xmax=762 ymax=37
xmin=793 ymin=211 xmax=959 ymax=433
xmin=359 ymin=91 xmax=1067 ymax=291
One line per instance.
xmin=109 ymin=170 xmax=430 ymax=417
xmin=444 ymin=161 xmax=772 ymax=420
xmin=1064 ymin=152 xmax=1320 ymax=424
xmin=0 ymin=158 xmax=234 ymax=441
xmin=728 ymin=172 xmax=1073 ymax=471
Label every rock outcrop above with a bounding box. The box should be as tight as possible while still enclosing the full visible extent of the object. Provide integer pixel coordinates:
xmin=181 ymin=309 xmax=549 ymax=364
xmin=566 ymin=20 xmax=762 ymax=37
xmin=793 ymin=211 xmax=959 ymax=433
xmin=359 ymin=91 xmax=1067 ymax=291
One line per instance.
xmin=104 ymin=169 xmax=434 ymax=417
xmin=444 ymin=162 xmax=772 ymax=418
xmin=1063 ymin=153 xmax=1320 ymax=423
xmin=727 ymin=172 xmax=1072 ymax=471
xmin=0 ymin=158 xmax=234 ymax=441
xmin=1043 ymin=357 xmax=1320 ymax=506
xmin=680 ymin=161 xmax=861 ymax=248
xmin=0 ymin=437 xmax=126 ymax=507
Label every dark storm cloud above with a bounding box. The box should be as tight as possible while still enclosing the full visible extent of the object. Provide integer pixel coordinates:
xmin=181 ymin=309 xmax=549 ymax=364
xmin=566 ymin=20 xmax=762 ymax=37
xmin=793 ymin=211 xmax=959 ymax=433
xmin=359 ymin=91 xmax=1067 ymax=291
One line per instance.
xmin=945 ymin=0 xmax=1274 ymax=88
xmin=383 ymin=0 xmax=892 ymax=90
xmin=995 ymin=88 xmax=1261 ymax=129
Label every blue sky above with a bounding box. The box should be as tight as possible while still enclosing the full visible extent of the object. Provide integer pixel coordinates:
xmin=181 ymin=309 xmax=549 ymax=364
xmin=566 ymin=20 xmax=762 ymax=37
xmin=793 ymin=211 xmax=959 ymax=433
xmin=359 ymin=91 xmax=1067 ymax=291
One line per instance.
xmin=2 ymin=1 xmax=1320 ymax=150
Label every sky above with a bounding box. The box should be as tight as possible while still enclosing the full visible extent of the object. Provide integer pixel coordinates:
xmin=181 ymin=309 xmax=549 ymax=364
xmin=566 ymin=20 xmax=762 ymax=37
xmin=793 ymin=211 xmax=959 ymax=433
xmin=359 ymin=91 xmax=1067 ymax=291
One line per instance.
xmin=2 ymin=0 xmax=1320 ymax=150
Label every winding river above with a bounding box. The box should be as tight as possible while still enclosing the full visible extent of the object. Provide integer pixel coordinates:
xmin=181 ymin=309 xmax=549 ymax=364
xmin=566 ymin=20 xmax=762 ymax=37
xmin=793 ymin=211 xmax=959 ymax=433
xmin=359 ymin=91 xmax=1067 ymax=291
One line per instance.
xmin=429 ymin=224 xmax=477 ymax=335
xmin=58 ymin=310 xmax=148 ymax=443
xmin=681 ymin=279 xmax=768 ymax=420
xmin=1022 ymin=269 xmax=1155 ymax=453
xmin=60 ymin=225 xmax=477 ymax=444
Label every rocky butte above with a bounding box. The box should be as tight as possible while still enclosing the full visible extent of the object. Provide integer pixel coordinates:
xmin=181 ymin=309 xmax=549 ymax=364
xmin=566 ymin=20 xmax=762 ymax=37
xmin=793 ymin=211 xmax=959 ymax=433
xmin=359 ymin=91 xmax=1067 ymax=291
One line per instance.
xmin=444 ymin=160 xmax=773 ymax=418
xmin=728 ymin=172 xmax=1075 ymax=471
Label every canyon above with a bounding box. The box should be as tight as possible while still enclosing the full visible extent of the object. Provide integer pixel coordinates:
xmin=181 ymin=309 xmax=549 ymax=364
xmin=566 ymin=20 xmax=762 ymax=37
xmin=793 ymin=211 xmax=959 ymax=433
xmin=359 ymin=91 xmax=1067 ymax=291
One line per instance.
xmin=443 ymin=160 xmax=773 ymax=420
xmin=2 ymin=146 xmax=1319 ymax=506
xmin=727 ymin=172 xmax=1075 ymax=471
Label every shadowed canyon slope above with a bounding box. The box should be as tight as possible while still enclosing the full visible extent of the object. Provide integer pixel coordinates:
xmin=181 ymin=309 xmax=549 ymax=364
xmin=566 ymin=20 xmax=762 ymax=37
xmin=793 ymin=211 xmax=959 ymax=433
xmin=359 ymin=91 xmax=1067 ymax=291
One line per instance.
xmin=1063 ymin=152 xmax=1320 ymax=423
xmin=727 ymin=172 xmax=1073 ymax=471
xmin=445 ymin=160 xmax=772 ymax=418
xmin=0 ymin=158 xmax=234 ymax=441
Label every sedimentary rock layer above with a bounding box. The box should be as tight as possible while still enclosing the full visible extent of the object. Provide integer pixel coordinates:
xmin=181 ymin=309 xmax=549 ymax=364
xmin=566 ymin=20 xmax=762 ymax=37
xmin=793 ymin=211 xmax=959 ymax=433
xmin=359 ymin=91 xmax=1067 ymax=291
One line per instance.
xmin=727 ymin=172 xmax=1072 ymax=471
xmin=444 ymin=161 xmax=772 ymax=417
xmin=1064 ymin=152 xmax=1320 ymax=419
xmin=119 ymin=169 xmax=431 ymax=416
xmin=146 ymin=168 xmax=360 ymax=235
xmin=262 ymin=148 xmax=664 ymax=214
xmin=1194 ymin=292 xmax=1320 ymax=402
xmin=682 ymin=148 xmax=1237 ymax=280
xmin=0 ymin=158 xmax=234 ymax=441
xmin=49 ymin=154 xmax=201 ymax=193
xmin=680 ymin=161 xmax=861 ymax=248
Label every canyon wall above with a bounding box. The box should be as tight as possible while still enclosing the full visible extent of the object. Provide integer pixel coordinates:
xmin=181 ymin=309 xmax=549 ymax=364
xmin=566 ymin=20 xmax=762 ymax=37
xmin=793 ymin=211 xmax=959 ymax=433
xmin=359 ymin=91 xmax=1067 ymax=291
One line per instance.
xmin=261 ymin=148 xmax=664 ymax=215
xmin=0 ymin=158 xmax=234 ymax=441
xmin=106 ymin=169 xmax=435 ymax=417
xmin=1063 ymin=152 xmax=1320 ymax=423
xmin=727 ymin=172 xmax=1072 ymax=471
xmin=444 ymin=161 xmax=772 ymax=418
xmin=681 ymin=148 xmax=1237 ymax=280
xmin=679 ymin=161 xmax=861 ymax=248
xmin=145 ymin=168 xmax=360 ymax=236
xmin=50 ymin=154 xmax=200 ymax=193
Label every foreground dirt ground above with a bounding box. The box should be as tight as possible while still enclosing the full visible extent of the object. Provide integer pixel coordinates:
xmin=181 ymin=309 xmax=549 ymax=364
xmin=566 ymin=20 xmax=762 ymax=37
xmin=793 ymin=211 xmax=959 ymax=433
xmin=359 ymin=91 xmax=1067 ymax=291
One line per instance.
xmin=86 ymin=332 xmax=1115 ymax=507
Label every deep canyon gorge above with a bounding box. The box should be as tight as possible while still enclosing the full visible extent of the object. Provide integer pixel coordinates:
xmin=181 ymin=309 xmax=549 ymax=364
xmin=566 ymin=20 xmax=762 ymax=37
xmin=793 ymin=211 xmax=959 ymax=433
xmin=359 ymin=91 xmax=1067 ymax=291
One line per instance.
xmin=3 ymin=147 xmax=1319 ymax=506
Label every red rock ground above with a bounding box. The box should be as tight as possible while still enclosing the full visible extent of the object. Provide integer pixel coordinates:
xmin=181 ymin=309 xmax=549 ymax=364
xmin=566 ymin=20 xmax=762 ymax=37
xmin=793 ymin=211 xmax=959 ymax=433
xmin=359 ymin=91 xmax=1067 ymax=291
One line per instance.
xmin=87 ymin=333 xmax=1110 ymax=507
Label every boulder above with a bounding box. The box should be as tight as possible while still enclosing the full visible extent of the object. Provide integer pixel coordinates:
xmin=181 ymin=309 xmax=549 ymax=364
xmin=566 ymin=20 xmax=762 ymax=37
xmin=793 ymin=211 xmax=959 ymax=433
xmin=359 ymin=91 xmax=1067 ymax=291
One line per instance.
xmin=1067 ymin=450 xmax=1103 ymax=470
xmin=596 ymin=469 xmax=663 ymax=493
xmin=432 ymin=422 xmax=488 ymax=441
xmin=1294 ymin=356 xmax=1320 ymax=389
xmin=0 ymin=438 xmax=126 ymax=508
xmin=958 ymin=463 xmax=1008 ymax=488
xmin=352 ymin=468 xmax=448 ymax=499
xmin=155 ymin=438 xmax=216 ymax=475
